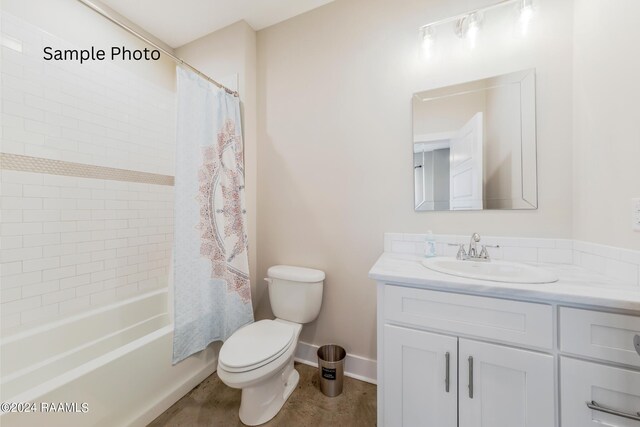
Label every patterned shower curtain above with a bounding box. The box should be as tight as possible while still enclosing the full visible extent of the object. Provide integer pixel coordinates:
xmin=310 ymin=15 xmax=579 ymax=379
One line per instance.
xmin=172 ymin=67 xmax=253 ymax=364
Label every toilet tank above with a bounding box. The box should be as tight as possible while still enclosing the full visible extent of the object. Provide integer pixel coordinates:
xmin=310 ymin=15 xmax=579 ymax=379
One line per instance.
xmin=267 ymin=265 xmax=324 ymax=324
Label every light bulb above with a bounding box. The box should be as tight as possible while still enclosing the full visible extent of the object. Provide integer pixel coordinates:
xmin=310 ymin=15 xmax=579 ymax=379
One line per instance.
xmin=421 ymin=25 xmax=436 ymax=57
xmin=519 ymin=0 xmax=534 ymax=35
xmin=466 ymin=12 xmax=481 ymax=49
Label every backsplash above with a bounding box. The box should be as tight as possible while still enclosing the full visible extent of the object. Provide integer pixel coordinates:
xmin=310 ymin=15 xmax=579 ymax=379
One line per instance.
xmin=384 ymin=233 xmax=640 ymax=287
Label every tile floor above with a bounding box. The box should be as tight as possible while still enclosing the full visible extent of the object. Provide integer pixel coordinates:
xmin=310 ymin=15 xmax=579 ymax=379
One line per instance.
xmin=149 ymin=363 xmax=377 ymax=426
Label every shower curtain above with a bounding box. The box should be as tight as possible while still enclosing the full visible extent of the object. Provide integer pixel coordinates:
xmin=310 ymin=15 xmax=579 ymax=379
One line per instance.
xmin=172 ymin=67 xmax=253 ymax=364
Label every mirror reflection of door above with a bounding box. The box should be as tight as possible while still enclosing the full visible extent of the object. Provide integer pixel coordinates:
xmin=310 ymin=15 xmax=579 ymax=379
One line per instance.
xmin=450 ymin=112 xmax=483 ymax=210
xmin=414 ymin=137 xmax=452 ymax=211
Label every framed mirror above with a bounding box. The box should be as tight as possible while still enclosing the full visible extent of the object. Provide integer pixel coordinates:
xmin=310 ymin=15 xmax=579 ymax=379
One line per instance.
xmin=413 ymin=69 xmax=537 ymax=211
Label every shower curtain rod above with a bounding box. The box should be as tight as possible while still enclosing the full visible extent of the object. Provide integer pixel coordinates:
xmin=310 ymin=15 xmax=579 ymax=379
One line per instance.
xmin=75 ymin=0 xmax=240 ymax=97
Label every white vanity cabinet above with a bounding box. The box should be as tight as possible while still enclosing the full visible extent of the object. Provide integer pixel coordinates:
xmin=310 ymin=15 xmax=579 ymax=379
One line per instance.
xmin=458 ymin=339 xmax=554 ymax=427
xmin=376 ymin=282 xmax=640 ymax=427
xmin=559 ymin=308 xmax=640 ymax=426
xmin=383 ymin=325 xmax=457 ymax=427
xmin=379 ymin=284 xmax=555 ymax=427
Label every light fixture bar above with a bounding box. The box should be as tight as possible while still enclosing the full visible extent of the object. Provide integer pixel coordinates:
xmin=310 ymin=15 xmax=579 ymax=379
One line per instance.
xmin=419 ymin=0 xmax=519 ymax=31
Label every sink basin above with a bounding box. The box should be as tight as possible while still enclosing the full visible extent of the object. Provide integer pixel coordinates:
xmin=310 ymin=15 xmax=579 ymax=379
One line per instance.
xmin=421 ymin=257 xmax=558 ymax=284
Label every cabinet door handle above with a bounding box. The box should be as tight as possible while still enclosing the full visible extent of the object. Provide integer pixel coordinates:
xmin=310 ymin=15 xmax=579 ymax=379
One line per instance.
xmin=468 ymin=356 xmax=474 ymax=399
xmin=445 ymin=352 xmax=450 ymax=393
xmin=586 ymin=401 xmax=640 ymax=421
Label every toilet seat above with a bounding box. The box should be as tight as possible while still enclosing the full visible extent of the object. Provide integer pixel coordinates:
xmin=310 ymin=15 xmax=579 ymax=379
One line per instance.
xmin=219 ymin=320 xmax=295 ymax=373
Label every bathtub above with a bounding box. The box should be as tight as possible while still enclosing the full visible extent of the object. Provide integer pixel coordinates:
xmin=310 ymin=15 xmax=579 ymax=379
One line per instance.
xmin=0 ymin=289 xmax=218 ymax=427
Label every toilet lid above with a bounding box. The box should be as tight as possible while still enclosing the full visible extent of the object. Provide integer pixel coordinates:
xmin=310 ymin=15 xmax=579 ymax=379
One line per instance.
xmin=219 ymin=320 xmax=295 ymax=371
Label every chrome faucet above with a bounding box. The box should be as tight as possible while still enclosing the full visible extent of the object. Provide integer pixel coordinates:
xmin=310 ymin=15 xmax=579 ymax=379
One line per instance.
xmin=468 ymin=233 xmax=481 ymax=258
xmin=449 ymin=233 xmax=499 ymax=262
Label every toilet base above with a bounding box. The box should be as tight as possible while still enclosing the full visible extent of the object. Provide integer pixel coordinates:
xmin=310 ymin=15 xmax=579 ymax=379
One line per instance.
xmin=238 ymin=358 xmax=299 ymax=426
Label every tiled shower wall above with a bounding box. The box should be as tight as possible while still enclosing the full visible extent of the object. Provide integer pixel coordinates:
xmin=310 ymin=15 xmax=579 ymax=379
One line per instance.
xmin=0 ymin=12 xmax=176 ymax=331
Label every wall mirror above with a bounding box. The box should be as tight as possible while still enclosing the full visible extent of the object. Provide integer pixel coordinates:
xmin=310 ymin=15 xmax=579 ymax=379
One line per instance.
xmin=413 ymin=69 xmax=537 ymax=211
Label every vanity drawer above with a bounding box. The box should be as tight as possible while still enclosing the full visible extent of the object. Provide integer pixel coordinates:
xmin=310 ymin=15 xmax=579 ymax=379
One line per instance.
xmin=383 ymin=285 xmax=553 ymax=349
xmin=560 ymin=307 xmax=640 ymax=367
xmin=560 ymin=357 xmax=640 ymax=427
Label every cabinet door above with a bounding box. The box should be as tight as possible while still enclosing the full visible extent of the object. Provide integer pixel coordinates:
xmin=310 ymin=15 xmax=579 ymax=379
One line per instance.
xmin=561 ymin=357 xmax=640 ymax=427
xmin=383 ymin=324 xmax=457 ymax=427
xmin=459 ymin=338 xmax=555 ymax=427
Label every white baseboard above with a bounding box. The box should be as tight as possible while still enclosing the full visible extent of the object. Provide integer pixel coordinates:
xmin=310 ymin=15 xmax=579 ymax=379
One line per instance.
xmin=294 ymin=341 xmax=377 ymax=385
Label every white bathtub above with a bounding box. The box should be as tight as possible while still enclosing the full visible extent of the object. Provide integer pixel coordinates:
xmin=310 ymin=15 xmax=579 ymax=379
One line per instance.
xmin=0 ymin=289 xmax=218 ymax=427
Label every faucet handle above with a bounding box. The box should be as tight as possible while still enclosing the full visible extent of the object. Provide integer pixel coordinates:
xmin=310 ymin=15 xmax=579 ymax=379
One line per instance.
xmin=448 ymin=243 xmax=467 ymax=260
xmin=479 ymin=244 xmax=500 ymax=261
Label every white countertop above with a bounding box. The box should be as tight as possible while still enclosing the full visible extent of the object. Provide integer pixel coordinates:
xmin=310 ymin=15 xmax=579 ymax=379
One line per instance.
xmin=369 ymin=252 xmax=640 ymax=312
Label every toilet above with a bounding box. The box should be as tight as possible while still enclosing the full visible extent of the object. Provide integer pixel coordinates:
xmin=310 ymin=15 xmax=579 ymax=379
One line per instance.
xmin=217 ymin=265 xmax=325 ymax=426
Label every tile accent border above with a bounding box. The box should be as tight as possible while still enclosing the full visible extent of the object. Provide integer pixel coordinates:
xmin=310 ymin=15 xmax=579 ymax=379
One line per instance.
xmin=0 ymin=153 xmax=174 ymax=186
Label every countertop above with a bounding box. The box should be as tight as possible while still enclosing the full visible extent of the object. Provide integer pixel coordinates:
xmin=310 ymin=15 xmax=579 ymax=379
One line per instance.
xmin=369 ymin=252 xmax=640 ymax=312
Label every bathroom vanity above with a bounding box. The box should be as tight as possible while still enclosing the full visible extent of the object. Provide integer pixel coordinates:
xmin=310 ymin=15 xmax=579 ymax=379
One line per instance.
xmin=370 ymin=242 xmax=640 ymax=427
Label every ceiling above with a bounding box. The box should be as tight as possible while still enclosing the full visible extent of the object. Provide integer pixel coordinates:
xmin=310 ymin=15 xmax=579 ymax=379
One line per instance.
xmin=99 ymin=0 xmax=334 ymax=48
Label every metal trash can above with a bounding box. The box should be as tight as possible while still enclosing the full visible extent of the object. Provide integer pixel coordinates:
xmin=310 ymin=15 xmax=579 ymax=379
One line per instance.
xmin=317 ymin=344 xmax=346 ymax=397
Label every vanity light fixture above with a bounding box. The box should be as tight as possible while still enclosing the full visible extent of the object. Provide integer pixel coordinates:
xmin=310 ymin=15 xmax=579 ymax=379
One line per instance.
xmin=519 ymin=0 xmax=535 ymax=35
xmin=419 ymin=0 xmax=534 ymax=54
xmin=421 ymin=25 xmax=436 ymax=55
xmin=454 ymin=11 xmax=483 ymax=49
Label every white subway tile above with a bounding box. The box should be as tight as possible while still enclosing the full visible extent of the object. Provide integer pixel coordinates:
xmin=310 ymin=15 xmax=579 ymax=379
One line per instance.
xmin=2 ymin=196 xmax=42 ymax=210
xmin=76 ymin=261 xmax=103 ymax=275
xmin=22 ymin=256 xmax=59 ymax=272
xmin=42 ymin=288 xmax=76 ymax=305
xmin=498 ymin=247 xmax=538 ymax=262
xmin=60 ymin=252 xmax=90 ymax=266
xmin=538 ymin=248 xmax=574 ymax=264
xmin=1 ymin=295 xmax=40 ymax=315
xmin=76 ymin=281 xmax=104 ymax=297
xmin=91 ymin=249 xmax=116 ymax=261
xmin=60 ymin=231 xmax=91 ymax=244
xmin=1 ymin=246 xmax=43 ymax=262
xmin=60 ymin=210 xmax=91 ymax=221
xmin=22 ymin=210 xmax=60 ymax=222
xmin=22 ymin=184 xmax=60 ymax=199
xmin=2 ymin=99 xmax=45 ymax=121
xmin=22 ymin=280 xmax=59 ymax=297
xmin=76 ymin=241 xmax=104 ymax=252
xmin=1 ymin=183 xmax=22 ymax=197
xmin=76 ymin=199 xmax=104 ymax=209
xmin=24 ymin=118 xmax=62 ymax=136
xmin=116 ymin=283 xmax=138 ymax=298
xmin=59 ymin=274 xmax=91 ymax=289
xmin=0 ymin=209 xmax=22 ymax=223
xmin=2 ymin=127 xmax=45 ymax=145
xmin=42 ymin=265 xmax=76 ymax=281
xmin=59 ymin=296 xmax=91 ymax=315
xmin=1 ymin=222 xmax=43 ymax=236
xmin=25 ymin=94 xmax=61 ymax=114
xmin=604 ymin=259 xmax=639 ymax=286
xmin=59 ymin=187 xmax=91 ymax=199
xmin=1 ymin=313 xmax=21 ymax=329
xmin=578 ymin=252 xmax=606 ymax=274
xmin=1 ymin=287 xmax=22 ymax=303
xmin=21 ymin=304 xmax=59 ymax=323
xmin=43 ymin=243 xmax=76 ymax=257
xmin=0 ymin=236 xmax=23 ymax=250
xmin=0 ymin=15 xmax=175 ymax=325
xmin=43 ymin=222 xmax=76 ymax=233
xmin=23 ymin=233 xmax=60 ymax=247
xmin=43 ymin=198 xmax=76 ymax=210
xmin=89 ymin=289 xmax=116 ymax=306
xmin=0 ymin=261 xmax=22 ymax=277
